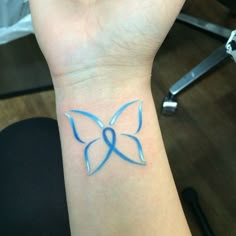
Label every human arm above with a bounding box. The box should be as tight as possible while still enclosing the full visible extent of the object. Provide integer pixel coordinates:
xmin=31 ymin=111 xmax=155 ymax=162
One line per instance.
xmin=29 ymin=1 xmax=191 ymax=235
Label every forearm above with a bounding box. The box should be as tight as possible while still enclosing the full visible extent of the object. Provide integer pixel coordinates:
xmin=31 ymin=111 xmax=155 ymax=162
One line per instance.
xmin=55 ymin=71 xmax=191 ymax=236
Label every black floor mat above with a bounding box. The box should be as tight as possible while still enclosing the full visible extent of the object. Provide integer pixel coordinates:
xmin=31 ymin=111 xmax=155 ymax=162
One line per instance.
xmin=0 ymin=118 xmax=70 ymax=235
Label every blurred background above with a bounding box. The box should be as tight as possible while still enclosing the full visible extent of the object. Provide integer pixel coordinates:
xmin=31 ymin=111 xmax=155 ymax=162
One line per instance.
xmin=0 ymin=0 xmax=236 ymax=235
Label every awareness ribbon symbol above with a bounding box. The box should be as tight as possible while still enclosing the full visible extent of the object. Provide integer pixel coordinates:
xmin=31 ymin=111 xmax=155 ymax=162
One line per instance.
xmin=65 ymin=100 xmax=146 ymax=175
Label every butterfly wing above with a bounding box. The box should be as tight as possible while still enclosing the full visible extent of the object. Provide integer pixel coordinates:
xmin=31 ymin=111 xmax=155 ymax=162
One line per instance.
xmin=65 ymin=109 xmax=104 ymax=144
xmin=111 ymin=133 xmax=146 ymax=165
xmin=84 ymin=138 xmax=112 ymax=176
xmin=121 ymin=134 xmax=146 ymax=163
xmin=109 ymin=100 xmax=143 ymax=134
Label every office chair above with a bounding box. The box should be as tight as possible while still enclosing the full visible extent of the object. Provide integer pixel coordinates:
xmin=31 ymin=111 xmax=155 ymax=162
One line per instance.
xmin=162 ymin=1 xmax=236 ymax=115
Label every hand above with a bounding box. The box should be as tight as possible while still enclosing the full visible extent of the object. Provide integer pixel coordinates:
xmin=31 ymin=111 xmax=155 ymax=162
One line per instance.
xmin=30 ymin=0 xmax=184 ymax=89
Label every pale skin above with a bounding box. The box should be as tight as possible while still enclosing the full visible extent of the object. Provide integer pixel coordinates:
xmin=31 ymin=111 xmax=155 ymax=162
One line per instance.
xmin=29 ymin=1 xmax=192 ymax=235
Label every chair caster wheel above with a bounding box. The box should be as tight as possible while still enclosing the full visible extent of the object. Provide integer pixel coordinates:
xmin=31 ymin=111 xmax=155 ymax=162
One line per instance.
xmin=162 ymin=96 xmax=178 ymax=115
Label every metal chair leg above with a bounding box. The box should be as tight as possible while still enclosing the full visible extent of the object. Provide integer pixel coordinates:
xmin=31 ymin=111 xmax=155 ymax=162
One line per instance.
xmin=162 ymin=45 xmax=229 ymax=115
xmin=177 ymin=13 xmax=231 ymax=39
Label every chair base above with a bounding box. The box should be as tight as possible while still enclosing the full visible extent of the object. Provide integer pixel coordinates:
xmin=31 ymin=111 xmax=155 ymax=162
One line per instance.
xmin=162 ymin=13 xmax=235 ymax=115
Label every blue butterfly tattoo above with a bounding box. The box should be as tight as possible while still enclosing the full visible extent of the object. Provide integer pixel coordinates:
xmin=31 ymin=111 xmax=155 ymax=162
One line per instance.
xmin=65 ymin=100 xmax=146 ymax=176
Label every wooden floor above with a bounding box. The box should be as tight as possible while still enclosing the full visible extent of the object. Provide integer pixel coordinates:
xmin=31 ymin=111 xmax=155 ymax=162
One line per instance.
xmin=1 ymin=0 xmax=236 ymax=235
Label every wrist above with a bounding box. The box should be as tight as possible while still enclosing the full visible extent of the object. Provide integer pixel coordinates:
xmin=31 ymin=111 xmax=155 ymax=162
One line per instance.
xmin=53 ymin=63 xmax=153 ymax=105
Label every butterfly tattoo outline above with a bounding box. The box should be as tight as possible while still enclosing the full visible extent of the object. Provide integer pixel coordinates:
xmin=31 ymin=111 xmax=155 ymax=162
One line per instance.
xmin=65 ymin=100 xmax=146 ymax=176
